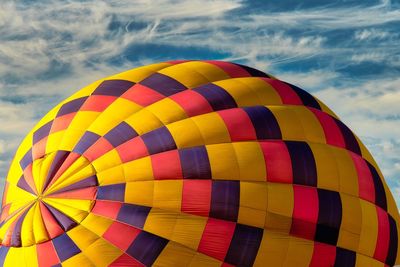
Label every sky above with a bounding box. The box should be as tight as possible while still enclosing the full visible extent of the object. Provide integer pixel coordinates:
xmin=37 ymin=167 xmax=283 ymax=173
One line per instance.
xmin=0 ymin=0 xmax=399 ymax=206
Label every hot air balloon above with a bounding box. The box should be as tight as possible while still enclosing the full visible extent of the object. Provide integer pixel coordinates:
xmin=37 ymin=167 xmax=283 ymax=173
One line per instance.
xmin=0 ymin=60 xmax=398 ymax=267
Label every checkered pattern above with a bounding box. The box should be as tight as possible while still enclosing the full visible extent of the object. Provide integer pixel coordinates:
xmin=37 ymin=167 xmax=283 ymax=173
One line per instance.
xmin=0 ymin=60 xmax=398 ymax=266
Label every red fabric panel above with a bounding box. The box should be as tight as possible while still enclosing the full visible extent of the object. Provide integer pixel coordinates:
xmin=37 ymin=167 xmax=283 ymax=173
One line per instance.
xmin=23 ymin=164 xmax=38 ymax=195
xmin=50 ymin=113 xmax=76 ymax=133
xmin=374 ymin=207 xmax=390 ymax=262
xmin=32 ymin=137 xmax=47 ymax=160
xmin=309 ymin=242 xmax=336 ymax=267
xmin=121 ymin=84 xmax=165 ymax=106
xmin=170 ymin=90 xmax=213 ymax=117
xmin=182 ymin=180 xmax=211 ymax=217
xmin=92 ymin=200 xmax=122 ymax=220
xmin=116 ymin=137 xmax=149 ymax=163
xmin=81 ymin=95 xmax=116 ymax=112
xmin=83 ymin=137 xmax=114 ymax=161
xmin=310 ymin=108 xmax=346 ymax=148
xmin=218 ymin=109 xmax=257 ymax=141
xmin=48 ymin=187 xmax=96 ymax=200
xmin=197 ymin=218 xmax=236 ymax=261
xmin=103 ymin=221 xmax=141 ymax=251
xmin=205 ymin=60 xmax=251 ymax=78
xmin=260 ymin=141 xmax=292 ymax=183
xmin=351 ymin=152 xmax=375 ymax=203
xmin=39 ymin=202 xmax=64 ymax=239
xmin=110 ymin=253 xmax=145 ymax=267
xmin=151 ymin=150 xmax=183 ymax=180
xmin=291 ymin=185 xmax=319 ymax=240
xmin=262 ymin=78 xmax=302 ymax=105
xmin=37 ymin=241 xmax=60 ymax=267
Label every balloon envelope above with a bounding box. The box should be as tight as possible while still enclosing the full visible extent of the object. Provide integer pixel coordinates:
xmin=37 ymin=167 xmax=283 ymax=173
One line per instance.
xmin=0 ymin=60 xmax=399 ymax=266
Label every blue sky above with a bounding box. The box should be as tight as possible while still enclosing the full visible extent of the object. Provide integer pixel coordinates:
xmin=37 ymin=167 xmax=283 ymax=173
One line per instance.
xmin=0 ymin=0 xmax=399 ymax=206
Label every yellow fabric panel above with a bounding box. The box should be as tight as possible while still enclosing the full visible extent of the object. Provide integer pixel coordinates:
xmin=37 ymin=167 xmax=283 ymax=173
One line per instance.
xmin=65 ymin=111 xmax=99 ymax=132
xmin=159 ymin=64 xmax=210 ymax=88
xmin=214 ymin=78 xmax=260 ymax=107
xmin=37 ymin=152 xmax=58 ymax=193
xmin=4 ymin=187 xmax=35 ymax=213
xmin=124 ymin=109 xmax=163 ymax=135
xmin=22 ymin=245 xmax=38 ymax=267
xmin=253 ymin=230 xmax=289 ymax=266
xmin=294 ymin=107 xmax=326 ymax=144
xmin=355 ymin=253 xmax=384 ymax=267
xmin=338 ymin=194 xmax=362 ymax=251
xmin=207 ymin=143 xmax=239 ymax=180
xmin=20 ymin=202 xmax=36 ymax=246
xmin=125 ymin=181 xmax=154 ymax=207
xmin=170 ymin=213 xmax=207 ymax=250
xmin=83 ymin=238 xmax=122 ymax=267
xmin=63 ymin=80 xmax=103 ymax=102
xmin=31 ymin=159 xmax=43 ymax=195
xmin=91 ymin=149 xmax=122 ymax=173
xmin=269 ymin=106 xmax=306 ymax=141
xmin=146 ymin=98 xmax=187 ymax=125
xmin=358 ymin=200 xmax=378 ymax=257
xmin=238 ymin=182 xmax=268 ymax=228
xmin=153 ymin=180 xmax=183 ymax=212
xmin=233 ymin=142 xmax=266 ymax=181
xmin=68 ymin=225 xmax=100 ymax=250
xmin=109 ymin=62 xmax=172 ymax=83
xmin=0 ymin=206 xmax=27 ymax=241
xmin=283 ymin=237 xmax=314 ymax=267
xmin=62 ymin=253 xmax=95 ymax=267
xmin=3 ymin=248 xmax=27 ymax=267
xmin=144 ymin=209 xmax=178 ymax=240
xmin=266 ymin=183 xmax=293 ymax=233
xmin=42 ymin=198 xmax=89 ymax=222
xmin=309 ymin=143 xmax=340 ymax=191
xmin=97 ymin=165 xmax=125 ymax=186
xmin=167 ymin=118 xmax=205 ymax=148
xmin=191 ymin=113 xmax=230 ymax=144
xmin=175 ymin=61 xmax=230 ymax=83
xmin=153 ymin=241 xmax=196 ymax=267
xmin=123 ymin=157 xmax=154 ymax=182
xmin=32 ymin=203 xmax=48 ymax=244
xmin=237 ymin=77 xmax=283 ymax=105
xmin=57 ymin=129 xmax=87 ymax=152
xmin=4 ymin=160 xmax=23 ymax=189
xmin=80 ymin=213 xmax=113 ymax=237
xmin=188 ymin=252 xmax=222 ymax=267
xmin=87 ymin=98 xmax=141 ymax=136
xmin=332 ymin=147 xmax=359 ymax=197
xmin=45 ymin=130 xmax=65 ymax=155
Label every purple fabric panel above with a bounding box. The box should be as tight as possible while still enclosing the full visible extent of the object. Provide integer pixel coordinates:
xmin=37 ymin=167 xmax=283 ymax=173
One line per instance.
xmin=104 ymin=122 xmax=138 ymax=147
xmin=33 ymin=121 xmax=52 ymax=144
xmin=92 ymin=80 xmax=134 ymax=96
xmin=210 ymin=181 xmax=240 ymax=222
xmin=225 ymin=224 xmax=263 ymax=266
xmin=233 ymin=63 xmax=270 ymax=77
xmin=286 ymin=82 xmax=321 ymax=110
xmin=141 ymin=127 xmax=176 ymax=155
xmin=334 ymin=247 xmax=356 ymax=267
xmin=56 ymin=97 xmax=87 ymax=117
xmin=386 ymin=215 xmax=398 ymax=266
xmin=52 ymin=233 xmax=81 ymax=262
xmin=0 ymin=246 xmax=10 ymax=266
xmin=49 ymin=175 xmax=98 ymax=194
xmin=117 ymin=203 xmax=151 ymax=229
xmin=97 ymin=183 xmax=125 ymax=202
xmin=140 ymin=73 xmax=186 ymax=96
xmin=286 ymin=141 xmax=317 ymax=186
xmin=45 ymin=204 xmax=77 ymax=232
xmin=43 ymin=150 xmax=70 ymax=191
xmin=334 ymin=118 xmax=361 ymax=155
xmin=126 ymin=231 xmax=168 ymax=266
xmin=243 ymin=106 xmax=282 ymax=139
xmin=10 ymin=209 xmax=29 ymax=247
xmin=367 ymin=161 xmax=387 ymax=210
xmin=19 ymin=149 xmax=32 ymax=170
xmin=17 ymin=175 xmax=36 ymax=195
xmin=193 ymin=83 xmax=237 ymax=111
xmin=315 ymin=189 xmax=342 ymax=246
xmin=73 ymin=131 xmax=100 ymax=154
xmin=179 ymin=146 xmax=211 ymax=179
